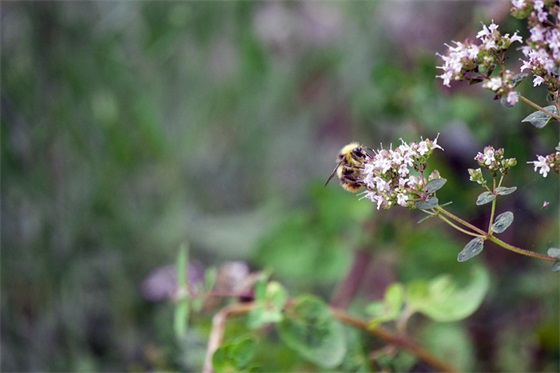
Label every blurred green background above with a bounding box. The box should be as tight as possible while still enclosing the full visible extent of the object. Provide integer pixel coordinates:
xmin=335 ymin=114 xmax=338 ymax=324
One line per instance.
xmin=2 ymin=1 xmax=558 ymax=372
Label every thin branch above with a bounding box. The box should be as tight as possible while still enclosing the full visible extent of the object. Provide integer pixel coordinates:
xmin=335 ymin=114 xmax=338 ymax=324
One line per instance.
xmin=202 ymin=302 xmax=255 ymax=373
xmin=437 ymin=214 xmax=483 ymax=237
xmin=202 ymin=301 xmax=457 ymax=373
xmin=330 ymin=308 xmax=458 ymax=373
xmin=519 ymin=95 xmax=560 ymax=121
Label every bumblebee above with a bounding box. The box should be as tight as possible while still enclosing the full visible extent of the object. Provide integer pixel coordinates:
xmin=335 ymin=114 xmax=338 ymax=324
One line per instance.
xmin=325 ymin=142 xmax=372 ymax=192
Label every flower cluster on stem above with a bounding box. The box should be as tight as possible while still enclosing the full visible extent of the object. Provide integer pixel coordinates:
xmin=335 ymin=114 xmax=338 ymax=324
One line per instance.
xmin=437 ymin=0 xmax=560 ymax=104
xmin=528 ymin=149 xmax=560 ymax=177
xmin=360 ymin=136 xmax=444 ymax=210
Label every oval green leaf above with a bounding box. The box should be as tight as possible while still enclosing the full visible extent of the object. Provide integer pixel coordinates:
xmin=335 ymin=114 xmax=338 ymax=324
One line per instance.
xmin=476 ymin=192 xmax=495 ymax=205
xmin=408 ymin=266 xmax=489 ymax=322
xmin=415 ymin=196 xmax=438 ymax=210
xmin=521 ymin=105 xmax=558 ymax=128
xmin=492 ymin=211 xmax=514 ymax=234
xmin=457 ymin=237 xmax=485 ymax=262
xmin=426 ymin=178 xmax=447 ymax=194
xmin=495 ymin=186 xmax=517 ymax=196
xmin=547 ymin=248 xmax=560 ymax=258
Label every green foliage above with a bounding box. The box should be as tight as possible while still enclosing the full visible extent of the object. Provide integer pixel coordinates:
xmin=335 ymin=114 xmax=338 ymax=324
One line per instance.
xmin=415 ymin=196 xmax=438 ymax=210
xmin=420 ymin=323 xmax=475 ymax=372
xmin=3 ymin=2 xmax=559 ymax=372
xmin=368 ymin=267 xmax=489 ymax=326
xmin=254 ymin=185 xmax=371 ymax=287
xmin=457 ymin=237 xmax=485 ymax=262
xmin=367 ymin=283 xmax=405 ymax=328
xmin=495 ymin=186 xmax=517 ymax=196
xmin=174 ymin=245 xmax=189 ymax=339
xmin=425 ymin=178 xmax=447 ymax=194
xmin=247 ymin=280 xmax=288 ymax=329
xmin=277 ymin=295 xmax=347 ymax=368
xmin=476 ymin=191 xmax=496 ymax=205
xmin=522 ymin=105 xmax=559 ymax=128
xmin=212 ymin=336 xmax=257 ymax=373
xmin=406 ymin=266 xmax=489 ymax=322
xmin=492 ymin=211 xmax=514 ymax=234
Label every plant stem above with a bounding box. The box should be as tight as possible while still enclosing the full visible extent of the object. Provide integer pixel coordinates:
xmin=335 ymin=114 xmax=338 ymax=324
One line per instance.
xmin=488 ymin=182 xmax=497 ymax=234
xmin=331 ymin=308 xmax=458 ymax=373
xmin=438 ymin=214 xmax=483 ymax=237
xmin=202 ymin=301 xmax=458 ymax=373
xmin=519 ymin=95 xmax=560 ymax=121
xmin=436 ymin=206 xmax=557 ymax=261
xmin=435 ymin=206 xmax=487 ymax=235
xmin=202 ymin=302 xmax=256 ymax=373
xmin=486 ymin=235 xmax=557 ymax=261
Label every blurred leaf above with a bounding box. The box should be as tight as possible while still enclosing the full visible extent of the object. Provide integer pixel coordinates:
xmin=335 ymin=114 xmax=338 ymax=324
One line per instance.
xmin=495 ymin=186 xmax=517 ymax=196
xmin=552 ymin=261 xmax=560 ymax=272
xmin=367 ymin=283 xmax=404 ymax=328
xmin=247 ymin=281 xmax=288 ymax=329
xmin=415 ymin=196 xmax=438 ymax=210
xmin=547 ymin=248 xmax=560 ymax=258
xmin=521 ymin=105 xmax=558 ymax=128
xmin=426 ymin=178 xmax=447 ymax=194
xmin=457 ymin=237 xmax=485 ymax=262
xmin=204 ymin=266 xmax=218 ymax=292
xmin=420 ymin=323 xmax=474 ymax=372
xmin=338 ymin=328 xmax=371 ymax=372
xmin=407 ymin=266 xmax=489 ymax=322
xmin=176 ymin=244 xmax=188 ymax=289
xmin=476 ymin=192 xmax=495 ymax=205
xmin=174 ymin=244 xmax=189 ymax=338
xmin=174 ymin=301 xmax=189 ymax=339
xmin=492 ymin=211 xmax=514 ymax=234
xmin=212 ymin=336 xmax=256 ymax=373
xmin=277 ymin=295 xmax=346 ymax=368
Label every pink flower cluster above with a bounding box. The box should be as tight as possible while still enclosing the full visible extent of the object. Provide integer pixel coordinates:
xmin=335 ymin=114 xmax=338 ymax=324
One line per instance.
xmin=512 ymin=0 xmax=560 ymax=92
xmin=528 ymin=150 xmax=560 ymax=177
xmin=360 ymin=136 xmax=444 ymax=210
xmin=437 ymin=19 xmax=523 ymax=105
xmin=437 ymin=0 xmax=560 ymax=104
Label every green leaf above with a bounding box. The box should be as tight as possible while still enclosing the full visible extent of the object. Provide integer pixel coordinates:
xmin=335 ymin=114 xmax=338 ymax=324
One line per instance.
xmin=174 ymin=244 xmax=189 ymax=338
xmin=492 ymin=211 xmax=514 ymax=234
xmin=512 ymin=73 xmax=528 ymax=87
xmin=212 ymin=336 xmax=256 ymax=373
xmin=204 ymin=266 xmax=217 ymax=291
xmin=407 ymin=267 xmax=489 ymax=322
xmin=476 ymin=191 xmax=495 ymax=205
xmin=457 ymin=237 xmax=485 ymax=262
xmin=367 ymin=283 xmax=404 ymax=327
xmin=174 ymin=301 xmax=189 ymax=339
xmin=247 ymin=281 xmax=288 ymax=329
xmin=495 ymin=186 xmax=517 ymax=196
xmin=521 ymin=105 xmax=558 ymax=128
xmin=552 ymin=261 xmax=560 ymax=272
xmin=269 ymin=282 xmax=289 ymax=309
xmin=277 ymin=295 xmax=346 ymax=368
xmin=547 ymin=248 xmax=560 ymax=258
xmin=415 ymin=196 xmax=438 ymax=210
xmin=176 ymin=243 xmax=188 ymax=289
xmin=426 ymin=178 xmax=447 ymax=194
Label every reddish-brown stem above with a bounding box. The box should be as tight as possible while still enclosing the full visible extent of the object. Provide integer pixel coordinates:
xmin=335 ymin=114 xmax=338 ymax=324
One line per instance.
xmin=202 ymin=301 xmax=457 ymax=373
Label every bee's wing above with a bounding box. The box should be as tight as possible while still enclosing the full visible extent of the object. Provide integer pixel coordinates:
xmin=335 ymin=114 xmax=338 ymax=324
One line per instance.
xmin=325 ymin=163 xmax=341 ymax=186
xmin=363 ymin=147 xmax=375 ymax=158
